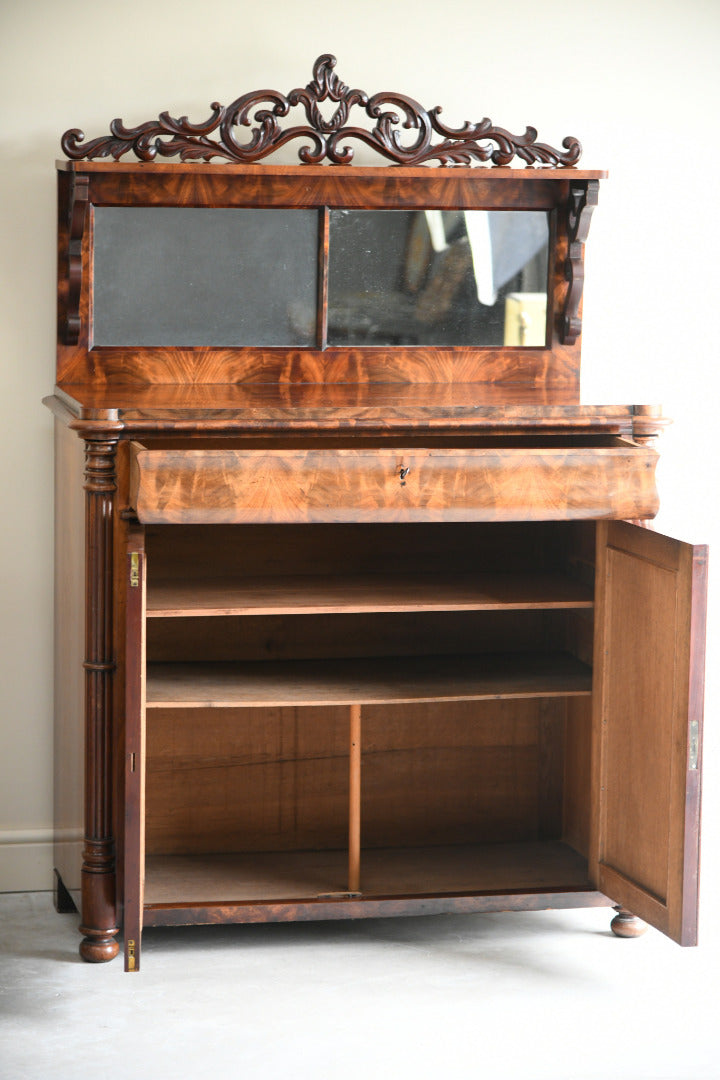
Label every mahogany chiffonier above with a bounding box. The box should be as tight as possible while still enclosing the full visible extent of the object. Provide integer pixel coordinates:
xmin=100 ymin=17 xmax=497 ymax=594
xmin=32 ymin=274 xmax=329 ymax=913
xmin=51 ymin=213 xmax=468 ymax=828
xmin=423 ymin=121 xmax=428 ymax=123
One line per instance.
xmin=46 ymin=55 xmax=707 ymax=971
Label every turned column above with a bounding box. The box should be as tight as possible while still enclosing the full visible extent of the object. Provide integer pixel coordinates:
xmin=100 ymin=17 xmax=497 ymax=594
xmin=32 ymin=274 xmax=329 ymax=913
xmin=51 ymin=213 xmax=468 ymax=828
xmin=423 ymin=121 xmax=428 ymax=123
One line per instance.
xmin=79 ymin=435 xmax=120 ymax=962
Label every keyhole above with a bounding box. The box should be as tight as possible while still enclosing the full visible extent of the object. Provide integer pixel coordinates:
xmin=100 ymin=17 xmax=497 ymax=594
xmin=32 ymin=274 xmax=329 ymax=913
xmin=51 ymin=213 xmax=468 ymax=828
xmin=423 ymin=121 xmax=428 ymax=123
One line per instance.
xmin=398 ymin=466 xmax=410 ymax=486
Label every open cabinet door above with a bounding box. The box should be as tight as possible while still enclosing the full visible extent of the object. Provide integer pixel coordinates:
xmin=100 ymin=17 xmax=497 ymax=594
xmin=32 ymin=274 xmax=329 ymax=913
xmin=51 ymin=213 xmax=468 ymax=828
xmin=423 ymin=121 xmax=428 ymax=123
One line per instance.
xmin=591 ymin=520 xmax=707 ymax=945
xmin=123 ymin=530 xmax=146 ymax=971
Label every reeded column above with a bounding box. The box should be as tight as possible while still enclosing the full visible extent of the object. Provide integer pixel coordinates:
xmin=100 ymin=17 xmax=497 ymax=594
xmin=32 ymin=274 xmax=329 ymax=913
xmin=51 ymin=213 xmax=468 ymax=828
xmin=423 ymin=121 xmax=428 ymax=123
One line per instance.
xmin=79 ymin=436 xmax=120 ymax=962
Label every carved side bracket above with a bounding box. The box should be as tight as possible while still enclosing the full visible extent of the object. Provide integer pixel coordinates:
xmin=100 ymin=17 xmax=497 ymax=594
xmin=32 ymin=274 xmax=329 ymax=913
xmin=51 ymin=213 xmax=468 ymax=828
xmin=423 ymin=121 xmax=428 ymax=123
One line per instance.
xmin=561 ymin=180 xmax=599 ymax=345
xmin=61 ymin=54 xmax=582 ymax=168
xmin=66 ymin=174 xmax=89 ymax=345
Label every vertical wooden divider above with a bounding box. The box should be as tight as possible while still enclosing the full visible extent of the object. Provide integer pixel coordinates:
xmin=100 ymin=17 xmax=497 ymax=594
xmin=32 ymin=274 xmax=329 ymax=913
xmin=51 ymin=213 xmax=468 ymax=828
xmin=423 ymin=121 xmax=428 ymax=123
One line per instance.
xmin=348 ymin=703 xmax=362 ymax=893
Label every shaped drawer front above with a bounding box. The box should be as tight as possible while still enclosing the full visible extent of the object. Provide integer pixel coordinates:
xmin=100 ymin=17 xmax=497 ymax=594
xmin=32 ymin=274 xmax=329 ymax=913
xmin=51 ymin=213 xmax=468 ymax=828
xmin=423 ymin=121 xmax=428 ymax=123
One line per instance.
xmin=129 ymin=442 xmax=659 ymax=525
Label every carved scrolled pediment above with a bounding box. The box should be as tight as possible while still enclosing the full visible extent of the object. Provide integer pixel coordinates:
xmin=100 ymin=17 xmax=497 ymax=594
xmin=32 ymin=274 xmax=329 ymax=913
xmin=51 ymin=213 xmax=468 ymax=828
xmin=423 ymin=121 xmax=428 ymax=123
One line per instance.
xmin=61 ymin=54 xmax=582 ymax=168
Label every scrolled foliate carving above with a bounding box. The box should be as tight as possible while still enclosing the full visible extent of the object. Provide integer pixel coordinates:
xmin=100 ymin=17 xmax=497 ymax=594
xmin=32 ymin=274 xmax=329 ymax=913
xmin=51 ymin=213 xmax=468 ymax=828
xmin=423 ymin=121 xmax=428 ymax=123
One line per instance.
xmin=61 ymin=54 xmax=582 ymax=168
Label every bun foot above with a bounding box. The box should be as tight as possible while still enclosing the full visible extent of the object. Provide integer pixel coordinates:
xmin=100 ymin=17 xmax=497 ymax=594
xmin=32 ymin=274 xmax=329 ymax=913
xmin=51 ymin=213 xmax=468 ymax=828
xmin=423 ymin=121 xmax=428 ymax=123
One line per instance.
xmin=610 ymin=907 xmax=647 ymax=939
xmin=79 ymin=927 xmax=120 ymax=963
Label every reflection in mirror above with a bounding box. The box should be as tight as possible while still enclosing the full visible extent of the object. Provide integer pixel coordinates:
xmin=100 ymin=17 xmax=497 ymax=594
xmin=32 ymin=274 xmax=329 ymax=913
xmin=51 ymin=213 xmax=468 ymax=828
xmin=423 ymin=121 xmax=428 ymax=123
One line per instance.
xmin=327 ymin=210 xmax=549 ymax=347
xmin=93 ymin=208 xmax=319 ymax=347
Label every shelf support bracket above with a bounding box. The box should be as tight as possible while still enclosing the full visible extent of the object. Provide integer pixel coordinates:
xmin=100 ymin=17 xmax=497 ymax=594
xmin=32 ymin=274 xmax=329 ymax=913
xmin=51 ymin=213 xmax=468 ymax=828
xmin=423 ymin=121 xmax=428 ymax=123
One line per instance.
xmin=561 ymin=179 xmax=599 ymax=345
xmin=65 ymin=174 xmax=89 ymax=345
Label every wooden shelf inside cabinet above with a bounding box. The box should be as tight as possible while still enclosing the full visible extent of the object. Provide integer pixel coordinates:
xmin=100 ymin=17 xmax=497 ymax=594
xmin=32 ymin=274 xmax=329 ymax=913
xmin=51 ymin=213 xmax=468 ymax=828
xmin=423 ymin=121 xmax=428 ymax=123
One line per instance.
xmin=143 ymin=842 xmax=593 ymax=908
xmin=145 ymin=652 xmax=593 ymax=708
xmin=146 ymin=572 xmax=594 ymax=617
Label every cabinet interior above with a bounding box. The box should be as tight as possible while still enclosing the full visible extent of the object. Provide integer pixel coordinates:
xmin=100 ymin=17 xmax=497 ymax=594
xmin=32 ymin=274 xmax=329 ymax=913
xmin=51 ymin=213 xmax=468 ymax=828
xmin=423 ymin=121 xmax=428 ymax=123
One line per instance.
xmin=140 ymin=520 xmax=596 ymax=907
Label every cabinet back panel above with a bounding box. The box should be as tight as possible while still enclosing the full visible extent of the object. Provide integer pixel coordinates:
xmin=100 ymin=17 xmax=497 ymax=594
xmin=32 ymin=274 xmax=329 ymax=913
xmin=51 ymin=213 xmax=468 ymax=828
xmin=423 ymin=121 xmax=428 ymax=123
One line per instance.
xmin=144 ymin=699 xmax=571 ymax=855
xmin=562 ymin=696 xmax=592 ymax=856
xmin=145 ymin=522 xmax=576 ymax=579
xmin=145 ymin=706 xmax=349 ymax=855
xmin=361 ymin=699 xmax=564 ymax=847
xmin=146 ymin=610 xmax=567 ymax=663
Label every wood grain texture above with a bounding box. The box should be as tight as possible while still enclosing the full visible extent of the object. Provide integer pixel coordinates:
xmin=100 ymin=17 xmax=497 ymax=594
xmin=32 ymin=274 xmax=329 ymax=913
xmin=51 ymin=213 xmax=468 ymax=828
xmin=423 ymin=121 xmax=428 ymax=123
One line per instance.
xmin=145 ymin=706 xmax=349 ymax=856
xmin=610 ymin=907 xmax=648 ymax=938
xmin=79 ymin=436 xmax=120 ymax=963
xmin=143 ymin=520 xmax=587 ymax=581
xmin=590 ymin=521 xmax=707 ymax=945
xmin=145 ymin=571 xmax=593 ymax=617
xmin=129 ymin=442 xmax=659 ymax=525
xmin=144 ymin=699 xmax=559 ymax=856
xmin=562 ymin=696 xmax=593 ymax=856
xmin=142 ymin=841 xmax=592 ymax=906
xmin=53 ymin=422 xmax=86 ymax=908
xmin=145 ymin=653 xmax=592 ymax=708
xmin=562 ymin=181 xmax=599 ymax=344
xmin=348 ymin=704 xmax=361 ymax=893
xmin=58 ymin=345 xmax=582 ymax=391
xmin=54 ymin=162 xmax=588 ymax=390
xmin=62 ymin=163 xmax=587 ymax=204
xmin=64 ymin=175 xmax=88 ymax=344
xmin=361 ymin=699 xmax=550 ymax=848
xmin=53 ymin=383 xmax=628 ymax=421
xmin=142 ymin=888 xmax=609 ymax=927
xmin=51 ymin=385 xmax=669 ymax=442
xmin=49 ymin=104 xmax=707 ymax=967
xmin=145 ymin=610 xmax=571 ymax=669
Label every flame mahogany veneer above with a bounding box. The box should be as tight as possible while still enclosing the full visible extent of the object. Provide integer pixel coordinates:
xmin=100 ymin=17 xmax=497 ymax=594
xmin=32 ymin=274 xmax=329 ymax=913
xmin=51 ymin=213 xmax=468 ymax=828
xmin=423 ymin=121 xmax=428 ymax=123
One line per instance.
xmin=47 ymin=56 xmax=706 ymax=971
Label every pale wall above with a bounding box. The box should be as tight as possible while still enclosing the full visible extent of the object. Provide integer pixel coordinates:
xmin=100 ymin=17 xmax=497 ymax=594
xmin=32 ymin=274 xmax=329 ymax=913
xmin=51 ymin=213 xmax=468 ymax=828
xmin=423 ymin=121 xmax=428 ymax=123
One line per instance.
xmin=1 ymin=1 xmax=719 ymax=908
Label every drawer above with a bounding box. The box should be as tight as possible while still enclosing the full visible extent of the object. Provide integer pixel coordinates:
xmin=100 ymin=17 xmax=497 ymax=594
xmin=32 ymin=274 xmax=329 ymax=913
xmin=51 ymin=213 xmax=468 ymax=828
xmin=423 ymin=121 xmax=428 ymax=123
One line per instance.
xmin=128 ymin=439 xmax=659 ymax=525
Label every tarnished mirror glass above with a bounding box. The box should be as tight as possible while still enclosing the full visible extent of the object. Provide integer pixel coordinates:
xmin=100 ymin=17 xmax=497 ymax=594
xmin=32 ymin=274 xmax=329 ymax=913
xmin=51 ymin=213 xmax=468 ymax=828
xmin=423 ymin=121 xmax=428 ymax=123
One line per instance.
xmin=93 ymin=208 xmax=319 ymax=347
xmin=327 ymin=209 xmax=549 ymax=347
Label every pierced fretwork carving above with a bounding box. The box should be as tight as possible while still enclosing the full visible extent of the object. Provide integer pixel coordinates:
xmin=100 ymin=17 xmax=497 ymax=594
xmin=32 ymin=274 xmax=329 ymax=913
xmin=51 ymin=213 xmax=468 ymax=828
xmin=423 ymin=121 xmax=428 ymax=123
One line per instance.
xmin=561 ymin=180 xmax=599 ymax=345
xmin=61 ymin=54 xmax=582 ymax=168
xmin=65 ymin=174 xmax=89 ymax=345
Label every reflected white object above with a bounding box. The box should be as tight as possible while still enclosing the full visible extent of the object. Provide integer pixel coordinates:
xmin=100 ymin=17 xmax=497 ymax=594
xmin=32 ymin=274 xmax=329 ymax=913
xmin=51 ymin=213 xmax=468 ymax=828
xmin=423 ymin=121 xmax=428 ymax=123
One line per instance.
xmin=504 ymin=292 xmax=548 ymax=346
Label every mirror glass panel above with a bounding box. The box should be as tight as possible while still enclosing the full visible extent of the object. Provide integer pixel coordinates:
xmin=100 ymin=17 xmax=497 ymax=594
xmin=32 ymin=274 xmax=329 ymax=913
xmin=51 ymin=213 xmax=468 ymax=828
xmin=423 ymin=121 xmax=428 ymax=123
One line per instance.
xmin=93 ymin=208 xmax=319 ymax=346
xmin=327 ymin=209 xmax=549 ymax=346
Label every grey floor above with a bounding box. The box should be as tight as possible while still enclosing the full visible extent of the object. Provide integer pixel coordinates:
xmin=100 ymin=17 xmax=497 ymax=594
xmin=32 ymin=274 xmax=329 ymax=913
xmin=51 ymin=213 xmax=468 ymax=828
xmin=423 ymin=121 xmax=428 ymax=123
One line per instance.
xmin=1 ymin=893 xmax=719 ymax=1080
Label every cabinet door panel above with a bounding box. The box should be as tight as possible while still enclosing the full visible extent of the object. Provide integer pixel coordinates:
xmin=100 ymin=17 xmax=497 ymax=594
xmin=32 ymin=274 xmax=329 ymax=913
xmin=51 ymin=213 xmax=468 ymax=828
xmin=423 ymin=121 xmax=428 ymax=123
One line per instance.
xmin=591 ymin=521 xmax=706 ymax=945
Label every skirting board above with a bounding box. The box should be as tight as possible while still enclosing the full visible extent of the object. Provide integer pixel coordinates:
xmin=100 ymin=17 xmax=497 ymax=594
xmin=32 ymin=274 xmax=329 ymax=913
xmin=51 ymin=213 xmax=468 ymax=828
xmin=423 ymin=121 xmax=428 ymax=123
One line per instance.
xmin=0 ymin=829 xmax=54 ymax=892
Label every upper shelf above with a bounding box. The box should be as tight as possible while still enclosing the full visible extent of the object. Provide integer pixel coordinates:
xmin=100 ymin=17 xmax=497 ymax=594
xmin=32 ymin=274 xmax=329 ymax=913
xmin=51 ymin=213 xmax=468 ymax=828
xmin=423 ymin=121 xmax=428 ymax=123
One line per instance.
xmin=146 ymin=571 xmax=594 ymax=618
xmin=58 ymin=161 xmax=608 ymax=179
xmin=145 ymin=652 xmax=593 ymax=708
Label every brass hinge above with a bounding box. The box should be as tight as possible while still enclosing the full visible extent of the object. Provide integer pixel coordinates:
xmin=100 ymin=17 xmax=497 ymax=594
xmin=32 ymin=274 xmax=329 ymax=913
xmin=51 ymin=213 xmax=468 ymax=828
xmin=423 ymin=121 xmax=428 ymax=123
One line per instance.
xmin=689 ymin=720 xmax=699 ymax=770
xmin=129 ymin=553 xmax=140 ymax=588
xmin=127 ymin=939 xmax=136 ymax=970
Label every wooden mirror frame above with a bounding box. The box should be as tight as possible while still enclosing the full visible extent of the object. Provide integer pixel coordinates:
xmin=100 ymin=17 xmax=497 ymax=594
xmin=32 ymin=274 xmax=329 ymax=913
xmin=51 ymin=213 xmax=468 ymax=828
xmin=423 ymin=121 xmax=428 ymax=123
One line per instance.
xmin=57 ymin=55 xmax=605 ymax=397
